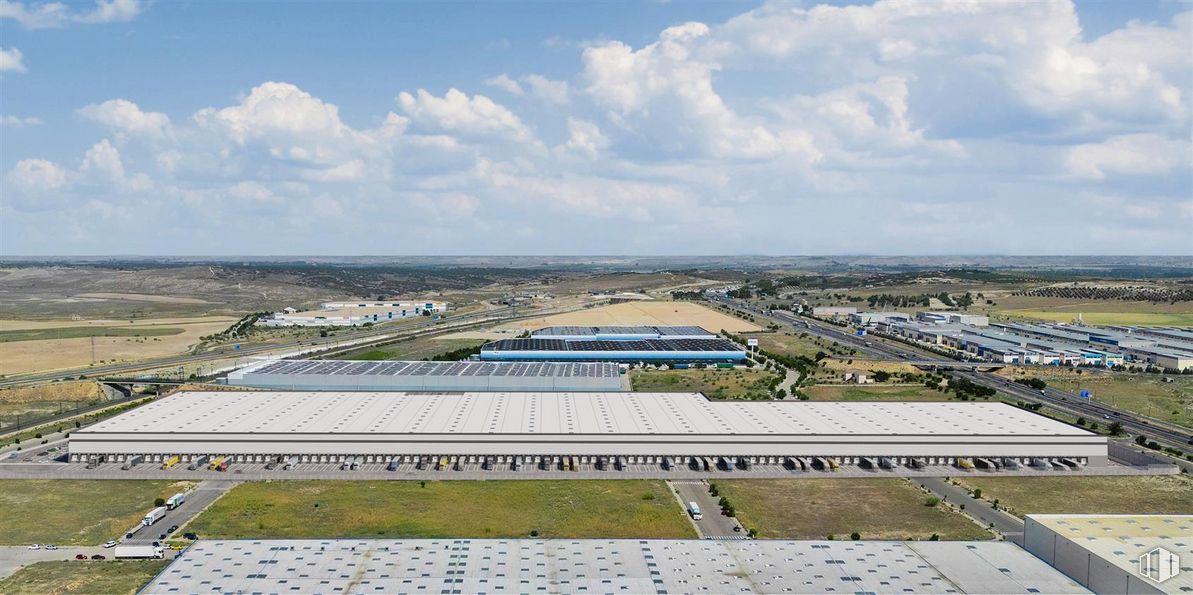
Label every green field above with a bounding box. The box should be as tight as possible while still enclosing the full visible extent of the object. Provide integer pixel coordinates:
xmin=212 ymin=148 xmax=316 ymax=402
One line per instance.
xmin=803 ymin=384 xmax=950 ymax=402
xmin=0 ymin=480 xmax=191 ymax=545
xmin=187 ymin=480 xmax=696 ymax=539
xmin=630 ymin=368 xmax=779 ymax=400
xmin=0 ymin=326 xmax=183 ymax=343
xmin=1046 ymin=374 xmax=1192 ymax=428
xmin=749 ymin=332 xmax=845 ymax=359
xmin=716 ymin=479 xmax=991 ymax=540
xmin=343 ymin=337 xmax=486 ymax=361
xmin=0 ymin=560 xmax=168 ymax=595
xmin=953 ymin=475 xmax=1193 ymax=518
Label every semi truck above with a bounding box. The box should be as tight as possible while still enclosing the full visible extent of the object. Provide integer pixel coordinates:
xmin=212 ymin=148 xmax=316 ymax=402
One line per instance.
xmin=187 ymin=455 xmax=209 ymax=471
xmin=161 ymin=456 xmax=180 ymax=470
xmin=115 ymin=545 xmax=164 ymax=559
xmin=142 ymin=506 xmax=167 ymax=526
xmin=121 ymin=455 xmax=143 ymax=470
xmin=165 ymin=493 xmax=186 ymax=510
xmin=208 ymin=457 xmax=226 ymax=471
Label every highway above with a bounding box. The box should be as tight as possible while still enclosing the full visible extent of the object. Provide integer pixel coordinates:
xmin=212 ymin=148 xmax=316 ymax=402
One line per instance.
xmin=714 ymin=299 xmax=1193 ymax=450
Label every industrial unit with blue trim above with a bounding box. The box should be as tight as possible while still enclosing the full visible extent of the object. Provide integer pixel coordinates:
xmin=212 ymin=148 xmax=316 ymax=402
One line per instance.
xmin=480 ymin=325 xmax=747 ymax=363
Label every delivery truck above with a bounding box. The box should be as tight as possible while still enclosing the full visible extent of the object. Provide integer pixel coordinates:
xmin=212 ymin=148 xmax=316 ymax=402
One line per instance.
xmin=115 ymin=545 xmax=164 ymax=559
xmin=161 ymin=456 xmax=180 ymax=470
xmin=142 ymin=506 xmax=167 ymax=526
xmin=165 ymin=493 xmax=185 ymax=510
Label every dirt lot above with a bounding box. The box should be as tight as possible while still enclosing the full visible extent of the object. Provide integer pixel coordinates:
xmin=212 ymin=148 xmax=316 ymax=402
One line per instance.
xmin=0 ymin=317 xmax=236 ymax=377
xmin=717 ymin=479 xmax=991 ymax=540
xmin=501 ymin=301 xmax=759 ymax=333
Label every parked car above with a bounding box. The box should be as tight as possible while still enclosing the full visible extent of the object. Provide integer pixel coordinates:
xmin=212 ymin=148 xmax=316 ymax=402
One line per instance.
xmin=45 ymin=544 xmax=58 ymax=550
xmin=27 ymin=544 xmax=40 ymax=550
xmin=158 ymin=533 xmax=166 ymax=540
xmin=90 ymin=554 xmax=105 ymax=560
xmin=75 ymin=554 xmax=87 ymax=560
xmin=182 ymin=532 xmax=198 ymax=540
xmin=152 ymin=541 xmax=161 ymax=547
xmin=167 ymin=525 xmax=178 ymax=534
xmin=102 ymin=540 xmax=118 ymax=548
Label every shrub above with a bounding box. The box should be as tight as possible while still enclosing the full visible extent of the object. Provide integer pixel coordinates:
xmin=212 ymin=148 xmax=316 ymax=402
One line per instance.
xmin=850 ymin=532 xmax=861 ymax=541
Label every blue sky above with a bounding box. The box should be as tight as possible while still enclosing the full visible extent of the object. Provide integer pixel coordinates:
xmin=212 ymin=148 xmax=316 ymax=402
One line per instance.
xmin=2 ymin=0 xmax=1191 ymax=255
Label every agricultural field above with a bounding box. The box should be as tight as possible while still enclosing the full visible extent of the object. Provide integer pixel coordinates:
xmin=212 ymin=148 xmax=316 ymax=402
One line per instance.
xmin=0 ymin=316 xmax=237 ymax=377
xmin=952 ymin=475 xmax=1193 ymax=518
xmin=340 ymin=337 xmax=487 ymax=361
xmin=187 ymin=480 xmax=695 ymax=540
xmin=0 ymin=480 xmax=193 ymax=545
xmin=716 ymin=479 xmax=991 ymax=540
xmin=502 ymin=301 xmax=759 ymax=334
xmin=0 ymin=560 xmax=169 ymax=595
xmin=802 ymin=384 xmax=950 ymax=402
xmin=999 ymin=368 xmax=1192 ymax=428
xmin=984 ymin=294 xmax=1193 ymax=327
xmin=630 ymin=368 xmax=780 ymax=400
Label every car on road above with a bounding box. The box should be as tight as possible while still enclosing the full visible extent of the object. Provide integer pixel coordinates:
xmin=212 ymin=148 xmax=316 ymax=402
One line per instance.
xmin=45 ymin=544 xmax=58 ymax=550
xmin=152 ymin=541 xmax=161 ymax=547
xmin=158 ymin=533 xmax=167 ymax=539
xmin=74 ymin=554 xmax=87 ymax=560
xmin=167 ymin=525 xmax=178 ymax=534
xmin=90 ymin=554 xmax=105 ymax=560
xmin=27 ymin=543 xmax=41 ymax=550
xmin=103 ymin=540 xmax=118 ymax=548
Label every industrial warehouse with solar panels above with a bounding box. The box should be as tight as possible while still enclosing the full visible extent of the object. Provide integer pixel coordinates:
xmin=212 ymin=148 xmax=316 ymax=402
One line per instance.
xmin=480 ymin=325 xmax=746 ymax=362
xmin=225 ymin=359 xmax=625 ymax=392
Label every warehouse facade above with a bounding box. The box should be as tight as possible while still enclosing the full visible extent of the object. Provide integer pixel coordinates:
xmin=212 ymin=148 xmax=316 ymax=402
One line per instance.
xmin=479 ymin=337 xmax=746 ymax=362
xmin=69 ymin=391 xmax=1107 ymax=466
xmin=225 ymin=359 xmax=624 ymax=392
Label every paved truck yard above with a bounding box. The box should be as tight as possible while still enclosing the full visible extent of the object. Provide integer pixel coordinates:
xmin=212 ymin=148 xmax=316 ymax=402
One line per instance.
xmin=225 ymin=360 xmax=626 ymax=392
xmin=139 ymin=538 xmax=1089 ymax=595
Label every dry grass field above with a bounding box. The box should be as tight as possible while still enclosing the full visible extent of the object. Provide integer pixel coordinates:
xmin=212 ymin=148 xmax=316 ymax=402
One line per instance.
xmin=803 ymin=384 xmax=950 ymax=402
xmin=0 ymin=480 xmax=195 ymax=545
xmin=952 ymin=475 xmax=1193 ymax=518
xmin=502 ymin=301 xmax=759 ymax=333
xmin=717 ymin=479 xmax=991 ymax=540
xmin=630 ymin=368 xmax=779 ymax=400
xmin=0 ymin=560 xmax=169 ymax=595
xmin=997 ymin=367 xmax=1192 ymax=428
xmin=0 ymin=316 xmax=236 ymax=376
xmin=986 ymin=295 xmax=1193 ymax=326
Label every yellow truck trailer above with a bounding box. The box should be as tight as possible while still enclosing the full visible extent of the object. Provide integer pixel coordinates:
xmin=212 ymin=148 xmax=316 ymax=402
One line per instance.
xmin=161 ymin=456 xmax=180 ymax=470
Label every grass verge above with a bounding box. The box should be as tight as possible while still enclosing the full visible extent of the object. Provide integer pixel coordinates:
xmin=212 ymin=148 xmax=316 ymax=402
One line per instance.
xmin=0 ymin=560 xmax=168 ymax=595
xmin=716 ymin=478 xmax=991 ymax=540
xmin=630 ymin=368 xmax=780 ymax=400
xmin=0 ymin=480 xmax=192 ymax=545
xmin=952 ymin=475 xmax=1193 ymax=518
xmin=187 ymin=480 xmax=695 ymax=539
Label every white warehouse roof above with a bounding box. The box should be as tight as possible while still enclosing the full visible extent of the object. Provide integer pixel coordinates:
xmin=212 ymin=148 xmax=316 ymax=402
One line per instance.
xmin=70 ymin=391 xmax=1106 ymax=460
xmin=142 ymin=538 xmax=1088 ymax=595
xmin=80 ymin=391 xmax=1089 ymax=437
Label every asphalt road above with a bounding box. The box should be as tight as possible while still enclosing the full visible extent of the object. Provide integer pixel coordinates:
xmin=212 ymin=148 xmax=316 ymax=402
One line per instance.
xmin=121 ymin=480 xmax=236 ymax=546
xmin=917 ymin=477 xmax=1025 ymax=544
xmin=718 ymin=299 xmax=1193 ymax=449
xmin=669 ymin=480 xmax=743 ymax=538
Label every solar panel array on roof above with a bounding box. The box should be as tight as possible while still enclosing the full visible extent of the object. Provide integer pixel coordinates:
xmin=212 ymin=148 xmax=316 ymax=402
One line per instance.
xmin=239 ymin=359 xmax=620 ymax=378
xmin=482 ymin=337 xmax=741 ymax=352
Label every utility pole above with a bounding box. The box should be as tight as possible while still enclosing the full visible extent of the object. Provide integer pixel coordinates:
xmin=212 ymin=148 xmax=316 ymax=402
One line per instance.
xmin=90 ymin=336 xmax=96 ymax=365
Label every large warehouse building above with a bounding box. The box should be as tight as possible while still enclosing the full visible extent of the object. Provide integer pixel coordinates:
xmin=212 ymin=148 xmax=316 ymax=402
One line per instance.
xmin=68 ymin=391 xmax=1107 ymax=466
xmin=141 ymin=538 xmax=1087 ymax=595
xmin=530 ymin=325 xmax=717 ymax=340
xmin=480 ymin=337 xmax=746 ymax=362
xmin=225 ymin=359 xmax=624 ymax=392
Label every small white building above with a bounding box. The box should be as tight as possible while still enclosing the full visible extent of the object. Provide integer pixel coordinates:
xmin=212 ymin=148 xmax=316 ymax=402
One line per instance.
xmin=812 ymin=306 xmax=857 ymax=318
xmin=260 ymin=301 xmax=448 ymax=327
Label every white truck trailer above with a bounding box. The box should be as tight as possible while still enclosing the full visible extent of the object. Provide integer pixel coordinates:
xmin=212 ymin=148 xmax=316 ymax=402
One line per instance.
xmin=166 ymin=493 xmax=186 ymax=510
xmin=142 ymin=506 xmax=167 ymax=526
xmin=115 ymin=545 xmax=164 ymax=559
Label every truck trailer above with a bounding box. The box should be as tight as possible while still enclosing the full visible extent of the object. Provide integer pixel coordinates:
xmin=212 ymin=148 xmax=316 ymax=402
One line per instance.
xmin=165 ymin=493 xmax=186 ymax=510
xmin=142 ymin=506 xmax=167 ymax=526
xmin=115 ymin=545 xmax=164 ymax=559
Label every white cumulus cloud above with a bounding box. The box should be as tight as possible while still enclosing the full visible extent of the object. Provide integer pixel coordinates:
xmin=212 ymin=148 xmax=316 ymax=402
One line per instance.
xmin=78 ymin=99 xmax=172 ymax=140
xmin=0 ymin=46 xmax=27 ymax=72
